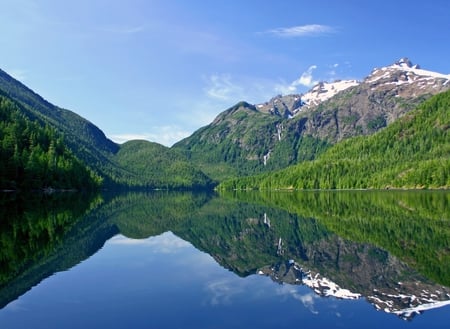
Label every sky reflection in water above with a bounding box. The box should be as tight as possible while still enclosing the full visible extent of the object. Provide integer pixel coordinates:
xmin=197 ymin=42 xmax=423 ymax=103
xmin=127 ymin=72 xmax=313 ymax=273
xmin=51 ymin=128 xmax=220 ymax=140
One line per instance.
xmin=2 ymin=231 xmax=450 ymax=329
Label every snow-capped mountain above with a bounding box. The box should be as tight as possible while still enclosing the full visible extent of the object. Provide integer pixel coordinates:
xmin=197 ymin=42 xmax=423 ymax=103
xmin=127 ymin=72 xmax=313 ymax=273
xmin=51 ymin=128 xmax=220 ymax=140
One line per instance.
xmin=365 ymin=57 xmax=450 ymax=97
xmin=255 ymin=57 xmax=450 ymax=118
xmin=367 ymin=57 xmax=450 ymax=84
xmin=255 ymin=79 xmax=360 ymax=117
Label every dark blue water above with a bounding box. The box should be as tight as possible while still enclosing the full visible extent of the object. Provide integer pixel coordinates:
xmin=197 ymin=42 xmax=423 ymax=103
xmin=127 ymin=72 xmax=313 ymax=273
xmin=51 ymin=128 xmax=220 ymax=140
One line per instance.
xmin=1 ymin=231 xmax=449 ymax=329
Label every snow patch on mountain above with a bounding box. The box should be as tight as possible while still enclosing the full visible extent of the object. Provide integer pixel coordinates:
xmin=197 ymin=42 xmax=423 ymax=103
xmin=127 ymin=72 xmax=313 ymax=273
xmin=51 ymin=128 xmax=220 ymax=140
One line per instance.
xmin=301 ymin=270 xmax=361 ymax=300
xmin=257 ymin=262 xmax=361 ymax=300
xmin=301 ymin=80 xmax=359 ymax=107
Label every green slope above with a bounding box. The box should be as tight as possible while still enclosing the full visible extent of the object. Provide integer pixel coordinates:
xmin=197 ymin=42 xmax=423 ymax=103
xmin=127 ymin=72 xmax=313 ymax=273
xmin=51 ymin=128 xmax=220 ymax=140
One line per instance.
xmin=173 ymin=101 xmax=329 ymax=181
xmin=114 ymin=140 xmax=215 ymax=189
xmin=220 ymin=90 xmax=450 ymax=190
xmin=0 ymin=69 xmax=214 ymax=190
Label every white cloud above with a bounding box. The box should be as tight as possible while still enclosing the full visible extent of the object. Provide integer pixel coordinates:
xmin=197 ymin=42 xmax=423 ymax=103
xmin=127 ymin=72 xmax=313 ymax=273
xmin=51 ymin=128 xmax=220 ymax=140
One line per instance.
xmin=296 ymin=65 xmax=319 ymax=87
xmin=275 ymin=65 xmax=319 ymax=94
xmin=265 ymin=24 xmax=336 ymax=37
xmin=276 ymin=286 xmax=319 ymax=314
xmin=108 ymin=232 xmax=191 ymax=253
xmin=109 ymin=125 xmax=192 ymax=147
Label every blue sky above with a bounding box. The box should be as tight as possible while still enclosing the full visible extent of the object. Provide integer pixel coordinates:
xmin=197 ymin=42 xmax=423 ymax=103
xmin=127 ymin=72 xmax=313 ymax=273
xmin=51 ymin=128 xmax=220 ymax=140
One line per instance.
xmin=2 ymin=0 xmax=449 ymax=146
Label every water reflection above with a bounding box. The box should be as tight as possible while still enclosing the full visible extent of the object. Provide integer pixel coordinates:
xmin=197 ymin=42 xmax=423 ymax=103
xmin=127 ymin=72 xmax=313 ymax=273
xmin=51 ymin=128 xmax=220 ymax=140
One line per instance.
xmin=1 ymin=190 xmax=449 ymax=324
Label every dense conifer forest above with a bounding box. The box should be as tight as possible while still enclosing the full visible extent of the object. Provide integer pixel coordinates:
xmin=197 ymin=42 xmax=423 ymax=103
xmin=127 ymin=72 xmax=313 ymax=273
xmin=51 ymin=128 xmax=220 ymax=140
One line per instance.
xmin=0 ymin=95 xmax=102 ymax=190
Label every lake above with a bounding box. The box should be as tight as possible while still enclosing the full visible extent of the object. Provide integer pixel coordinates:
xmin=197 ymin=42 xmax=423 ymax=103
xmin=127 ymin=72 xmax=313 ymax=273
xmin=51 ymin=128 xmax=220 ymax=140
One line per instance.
xmin=1 ymin=190 xmax=449 ymax=328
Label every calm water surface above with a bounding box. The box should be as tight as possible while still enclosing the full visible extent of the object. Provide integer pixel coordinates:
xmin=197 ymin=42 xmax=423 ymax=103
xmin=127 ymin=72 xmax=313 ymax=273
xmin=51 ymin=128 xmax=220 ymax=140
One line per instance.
xmin=1 ymin=190 xmax=449 ymax=328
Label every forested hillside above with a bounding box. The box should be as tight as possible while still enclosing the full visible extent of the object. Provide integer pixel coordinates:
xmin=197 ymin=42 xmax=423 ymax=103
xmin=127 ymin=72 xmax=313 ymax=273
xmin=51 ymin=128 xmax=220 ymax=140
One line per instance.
xmin=114 ymin=140 xmax=214 ymax=189
xmin=0 ymin=94 xmax=102 ymax=190
xmin=220 ymin=90 xmax=450 ymax=190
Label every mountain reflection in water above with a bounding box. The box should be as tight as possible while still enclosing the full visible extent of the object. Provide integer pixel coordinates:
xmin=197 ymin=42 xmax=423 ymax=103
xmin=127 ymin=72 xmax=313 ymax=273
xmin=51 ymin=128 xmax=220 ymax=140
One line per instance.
xmin=1 ymin=190 xmax=449 ymax=324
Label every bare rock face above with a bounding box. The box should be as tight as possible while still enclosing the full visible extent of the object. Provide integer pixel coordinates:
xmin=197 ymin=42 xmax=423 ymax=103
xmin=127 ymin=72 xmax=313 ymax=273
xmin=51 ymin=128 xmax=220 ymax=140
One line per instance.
xmin=256 ymin=94 xmax=303 ymax=118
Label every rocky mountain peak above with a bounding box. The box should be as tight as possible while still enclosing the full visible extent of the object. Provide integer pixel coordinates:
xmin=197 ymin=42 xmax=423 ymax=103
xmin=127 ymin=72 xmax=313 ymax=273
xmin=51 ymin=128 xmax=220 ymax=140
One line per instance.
xmin=394 ymin=57 xmax=420 ymax=69
xmin=256 ymin=94 xmax=303 ymax=118
xmin=365 ymin=58 xmax=450 ymax=95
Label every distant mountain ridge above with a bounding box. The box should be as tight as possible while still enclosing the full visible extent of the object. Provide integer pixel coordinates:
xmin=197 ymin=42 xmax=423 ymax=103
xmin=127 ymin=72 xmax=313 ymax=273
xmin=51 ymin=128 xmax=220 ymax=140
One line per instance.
xmin=0 ymin=69 xmax=213 ymax=189
xmin=174 ymin=58 xmax=450 ymax=181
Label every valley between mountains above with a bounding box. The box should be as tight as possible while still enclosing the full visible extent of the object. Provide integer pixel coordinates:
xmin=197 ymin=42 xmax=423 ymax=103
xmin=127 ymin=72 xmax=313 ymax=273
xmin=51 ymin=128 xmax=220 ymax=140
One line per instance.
xmin=1 ymin=58 xmax=449 ymax=191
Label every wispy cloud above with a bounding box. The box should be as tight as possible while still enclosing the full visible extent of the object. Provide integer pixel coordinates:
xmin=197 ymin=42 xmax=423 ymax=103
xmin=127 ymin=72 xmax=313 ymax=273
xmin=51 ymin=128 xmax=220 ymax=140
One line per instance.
xmin=264 ymin=24 xmax=336 ymax=38
xmin=203 ymin=73 xmax=278 ymax=105
xmin=204 ymin=278 xmax=244 ymax=306
xmin=99 ymin=25 xmax=145 ymax=34
xmin=204 ymin=74 xmax=244 ymax=101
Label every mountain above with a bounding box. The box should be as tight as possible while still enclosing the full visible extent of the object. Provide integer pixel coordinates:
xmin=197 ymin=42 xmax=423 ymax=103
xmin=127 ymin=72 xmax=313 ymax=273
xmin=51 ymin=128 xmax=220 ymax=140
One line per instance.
xmin=173 ymin=58 xmax=450 ymax=181
xmin=0 ymin=69 xmax=213 ymax=190
xmin=220 ymin=88 xmax=450 ymax=190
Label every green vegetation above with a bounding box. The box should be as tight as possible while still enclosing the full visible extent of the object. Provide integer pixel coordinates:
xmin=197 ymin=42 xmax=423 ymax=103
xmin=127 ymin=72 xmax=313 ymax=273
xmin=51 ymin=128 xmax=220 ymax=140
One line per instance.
xmin=173 ymin=102 xmax=280 ymax=180
xmin=0 ymin=95 xmax=102 ymax=190
xmin=220 ymin=90 xmax=450 ymax=190
xmin=366 ymin=115 xmax=387 ymax=131
xmin=114 ymin=140 xmax=214 ymax=189
xmin=0 ymin=192 xmax=103 ymax=290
